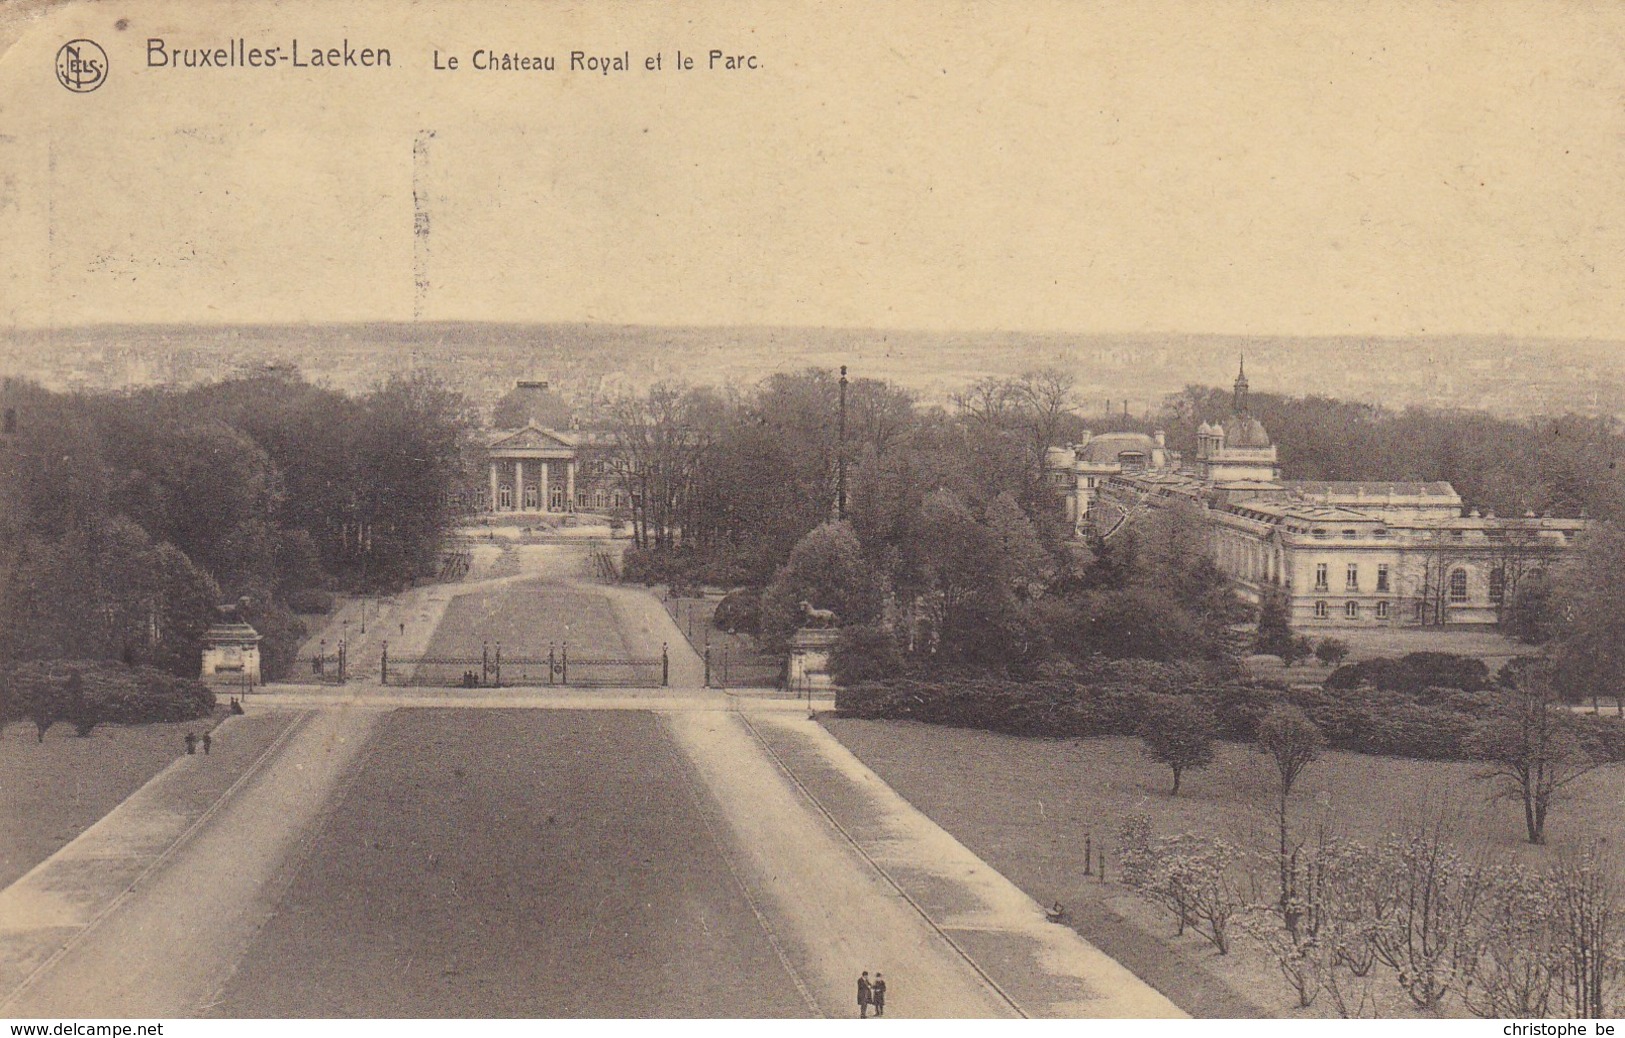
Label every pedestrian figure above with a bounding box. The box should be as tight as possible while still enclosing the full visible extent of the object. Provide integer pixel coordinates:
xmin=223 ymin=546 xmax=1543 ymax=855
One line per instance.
xmin=872 ymin=973 xmax=886 ymax=1017
xmin=857 ymin=971 xmax=872 ymax=1018
xmin=399 ymin=622 xmax=405 ymax=636
xmin=202 ymin=731 xmax=212 ymax=755
xmin=231 ymin=697 xmax=245 ymax=715
xmin=184 ymin=732 xmax=197 ymax=755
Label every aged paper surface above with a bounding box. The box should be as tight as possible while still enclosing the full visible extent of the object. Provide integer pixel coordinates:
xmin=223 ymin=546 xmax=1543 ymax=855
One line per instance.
xmin=4 ymin=0 xmax=1623 ymax=339
xmin=1 ymin=0 xmax=1624 ymax=1023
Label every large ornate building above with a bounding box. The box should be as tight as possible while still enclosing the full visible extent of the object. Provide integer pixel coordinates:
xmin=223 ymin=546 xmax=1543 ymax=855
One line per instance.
xmin=451 ymin=380 xmax=631 ymax=515
xmin=1049 ymin=366 xmax=1587 ymax=629
xmin=473 ymin=424 xmax=626 ymax=514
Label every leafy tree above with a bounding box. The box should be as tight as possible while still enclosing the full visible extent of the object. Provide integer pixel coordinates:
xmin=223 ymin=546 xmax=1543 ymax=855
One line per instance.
xmin=1314 ymin=638 xmax=1350 ymax=668
xmin=1139 ymin=694 xmax=1217 ymax=795
xmin=1254 ymin=588 xmax=1294 ymax=659
xmin=758 ymin=521 xmax=883 ymax=653
xmin=1547 ymin=523 xmax=1625 ymax=708
xmin=1283 ymin=635 xmax=1315 ymax=668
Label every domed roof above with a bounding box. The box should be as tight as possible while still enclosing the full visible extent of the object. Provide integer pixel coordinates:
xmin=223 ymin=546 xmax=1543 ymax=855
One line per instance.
xmin=1197 ymin=420 xmax=1217 ymax=436
xmin=1222 ymin=414 xmax=1272 ymax=448
xmin=1077 ymin=432 xmax=1158 ymax=465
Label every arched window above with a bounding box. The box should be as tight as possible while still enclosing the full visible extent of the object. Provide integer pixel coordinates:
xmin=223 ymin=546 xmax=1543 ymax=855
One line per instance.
xmin=1314 ymin=600 xmax=1329 ymax=619
xmin=1345 ymin=601 xmax=1359 ymax=619
xmin=524 ymin=484 xmax=539 ymax=510
xmin=1489 ymin=568 xmax=1506 ymax=604
xmin=498 ymin=484 xmax=513 ymax=509
xmin=1376 ymin=601 xmax=1390 ymax=620
xmin=1449 ymin=568 xmax=1469 ymax=603
xmin=550 ymin=485 xmax=564 ymax=510
xmin=594 ymin=488 xmax=607 ymax=509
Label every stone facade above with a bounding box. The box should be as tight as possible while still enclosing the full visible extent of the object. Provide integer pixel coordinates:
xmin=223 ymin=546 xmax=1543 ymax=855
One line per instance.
xmin=467 ymin=423 xmax=627 ymax=515
xmin=201 ymin=620 xmax=262 ymax=684
xmin=1049 ymin=366 xmax=1587 ymax=628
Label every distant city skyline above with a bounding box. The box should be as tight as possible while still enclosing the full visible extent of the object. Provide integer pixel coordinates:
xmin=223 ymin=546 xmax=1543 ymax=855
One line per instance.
xmin=4 ymin=322 xmax=1622 ymax=422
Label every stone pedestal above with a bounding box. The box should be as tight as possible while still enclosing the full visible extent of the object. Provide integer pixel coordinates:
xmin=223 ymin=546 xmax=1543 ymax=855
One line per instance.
xmin=787 ymin=628 xmax=840 ymax=690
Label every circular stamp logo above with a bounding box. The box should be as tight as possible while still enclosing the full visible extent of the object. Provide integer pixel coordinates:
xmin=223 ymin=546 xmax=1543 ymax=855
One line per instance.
xmin=55 ymin=39 xmax=107 ymax=93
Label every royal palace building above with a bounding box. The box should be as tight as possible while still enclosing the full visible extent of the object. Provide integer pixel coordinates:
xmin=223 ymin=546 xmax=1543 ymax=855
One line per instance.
xmin=1048 ymin=366 xmax=1587 ymax=629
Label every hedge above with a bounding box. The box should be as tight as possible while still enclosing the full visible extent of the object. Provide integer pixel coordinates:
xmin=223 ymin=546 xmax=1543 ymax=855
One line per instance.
xmin=836 ymin=671 xmax=1625 ymax=766
xmin=1 ymin=659 xmax=216 ymax=736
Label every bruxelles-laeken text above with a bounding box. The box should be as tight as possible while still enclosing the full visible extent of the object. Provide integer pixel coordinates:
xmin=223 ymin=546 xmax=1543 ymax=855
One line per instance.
xmin=147 ymin=39 xmax=391 ymax=69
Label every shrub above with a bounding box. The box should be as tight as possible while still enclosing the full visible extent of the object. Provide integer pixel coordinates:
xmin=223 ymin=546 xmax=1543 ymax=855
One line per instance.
xmin=1315 ymin=638 xmax=1350 ymax=668
xmin=1203 ymin=682 xmax=1277 ymax=741
xmin=835 ymin=676 xmax=1147 ymax=739
xmin=830 ymin=625 xmax=903 ymax=686
xmin=1326 ymin=652 xmax=1491 ymax=695
xmin=0 ymin=659 xmax=215 ymax=738
xmin=712 ymin=588 xmax=762 ymax=635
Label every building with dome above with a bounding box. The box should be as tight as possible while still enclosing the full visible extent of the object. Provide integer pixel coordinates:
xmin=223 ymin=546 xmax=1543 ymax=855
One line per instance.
xmin=1048 ymin=364 xmax=1588 ymax=629
xmin=1045 ymin=430 xmax=1178 ymax=531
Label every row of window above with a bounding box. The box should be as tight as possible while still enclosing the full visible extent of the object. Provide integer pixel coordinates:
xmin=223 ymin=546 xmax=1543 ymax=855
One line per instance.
xmin=1313 ymin=562 xmax=1391 ymax=593
xmin=1313 ymin=600 xmax=1391 ymax=620
xmin=451 ymin=487 xmax=628 ymax=510
xmin=1312 ymin=564 xmax=1506 ymax=603
xmin=1311 ymin=527 xmax=1388 ymax=540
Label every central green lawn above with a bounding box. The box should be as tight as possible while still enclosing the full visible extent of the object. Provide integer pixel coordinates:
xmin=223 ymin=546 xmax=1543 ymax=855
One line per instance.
xmin=212 ymin=709 xmax=811 ymax=1017
xmin=411 ymin=579 xmax=647 ymax=685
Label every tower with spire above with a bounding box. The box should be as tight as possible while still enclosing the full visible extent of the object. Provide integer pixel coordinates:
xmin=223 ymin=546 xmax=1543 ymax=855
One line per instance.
xmin=1194 ymin=358 xmax=1278 ymax=482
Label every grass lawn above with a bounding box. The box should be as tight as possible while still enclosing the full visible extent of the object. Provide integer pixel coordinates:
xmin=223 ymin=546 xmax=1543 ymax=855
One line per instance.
xmin=822 ymin=717 xmax=1625 ymax=1018
xmin=0 ymin=709 xmax=282 ymax=889
xmin=411 ymin=578 xmax=649 ymax=686
xmin=211 ymin=709 xmax=811 ymax=1017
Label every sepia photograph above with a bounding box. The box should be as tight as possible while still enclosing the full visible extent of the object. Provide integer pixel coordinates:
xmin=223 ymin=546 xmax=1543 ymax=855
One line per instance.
xmin=2 ymin=0 xmax=1624 ymax=1024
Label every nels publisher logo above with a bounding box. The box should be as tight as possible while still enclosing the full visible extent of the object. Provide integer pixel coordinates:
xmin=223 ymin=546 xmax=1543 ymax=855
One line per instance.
xmin=55 ymin=39 xmax=107 ymax=92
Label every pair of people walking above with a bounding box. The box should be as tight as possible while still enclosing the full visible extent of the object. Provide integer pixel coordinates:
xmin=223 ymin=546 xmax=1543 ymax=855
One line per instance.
xmin=856 ymin=971 xmax=887 ymax=1018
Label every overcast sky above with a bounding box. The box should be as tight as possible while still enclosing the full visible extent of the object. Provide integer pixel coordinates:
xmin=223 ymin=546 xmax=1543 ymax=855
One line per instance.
xmin=1 ymin=0 xmax=1622 ymax=338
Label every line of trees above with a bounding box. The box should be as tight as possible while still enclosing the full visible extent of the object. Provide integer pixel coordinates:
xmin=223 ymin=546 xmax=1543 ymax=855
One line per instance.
xmin=1 ymin=370 xmax=476 ymax=683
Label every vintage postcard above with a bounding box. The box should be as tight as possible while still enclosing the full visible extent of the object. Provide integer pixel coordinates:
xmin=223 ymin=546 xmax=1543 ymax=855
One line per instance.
xmin=2 ymin=0 xmax=1624 ymax=1024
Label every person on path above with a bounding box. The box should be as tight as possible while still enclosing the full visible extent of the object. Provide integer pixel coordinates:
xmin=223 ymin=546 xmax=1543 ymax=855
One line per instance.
xmin=857 ymin=972 xmax=872 ymax=1018
xmin=871 ymin=973 xmax=886 ymax=1017
xmin=184 ymin=732 xmax=196 ymax=755
xmin=202 ymin=731 xmax=212 ymax=755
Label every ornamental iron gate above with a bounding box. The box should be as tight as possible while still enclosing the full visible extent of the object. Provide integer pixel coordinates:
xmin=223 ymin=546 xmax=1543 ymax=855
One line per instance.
xmin=380 ymin=641 xmax=669 ymax=688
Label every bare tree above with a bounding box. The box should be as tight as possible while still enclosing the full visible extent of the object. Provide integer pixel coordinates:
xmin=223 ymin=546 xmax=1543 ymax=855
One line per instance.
xmin=1367 ymin=825 xmax=1488 ymax=1012
xmin=1254 ymin=704 xmax=1325 ymax=929
xmin=1472 ymin=664 xmax=1604 ymax=845
xmin=1465 ymin=842 xmax=1623 ymax=1018
xmin=1553 ymin=841 xmax=1623 ymax=1017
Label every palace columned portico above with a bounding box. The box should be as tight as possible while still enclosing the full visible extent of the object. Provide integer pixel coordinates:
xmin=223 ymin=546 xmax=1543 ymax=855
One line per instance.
xmin=484 ymin=425 xmax=579 ymax=513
